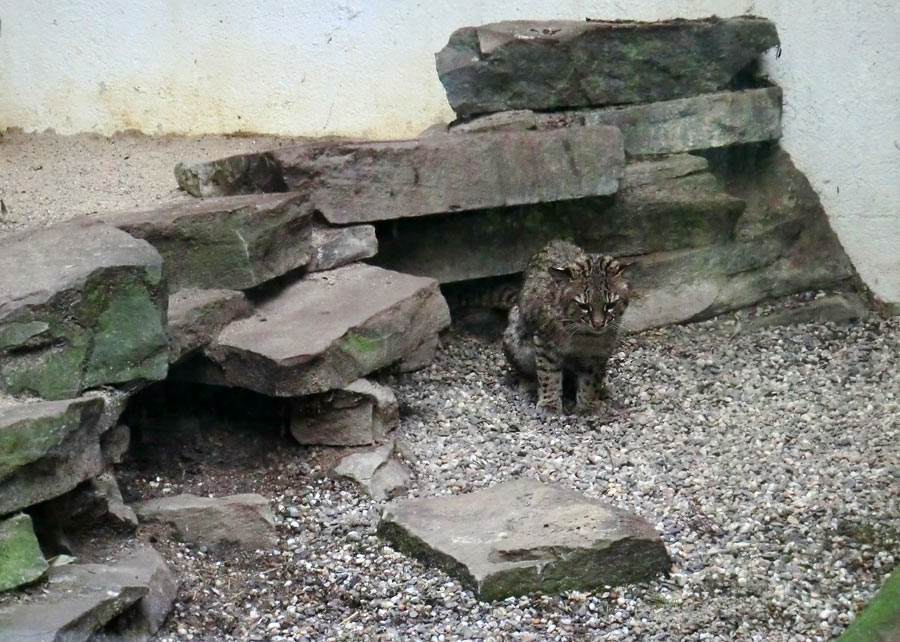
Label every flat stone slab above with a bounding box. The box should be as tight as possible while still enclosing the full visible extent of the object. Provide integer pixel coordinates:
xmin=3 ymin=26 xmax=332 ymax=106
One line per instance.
xmin=0 ymin=396 xmax=112 ymax=515
xmin=192 ymin=264 xmax=450 ymax=396
xmin=174 ymin=127 xmax=625 ymax=224
xmin=133 ymin=493 xmax=277 ymax=550
xmin=308 ymin=223 xmax=378 ymax=273
xmin=166 ymin=288 xmax=253 ymax=363
xmin=375 ymin=155 xmax=743 ymax=283
xmin=0 ymin=547 xmax=176 ymax=642
xmin=436 ymin=17 xmax=779 ymax=116
xmin=378 ymin=479 xmax=670 ymax=600
xmin=291 ymin=378 xmax=398 ymax=446
xmin=100 ymin=192 xmax=313 ymax=290
xmin=334 ymin=439 xmax=410 ymax=501
xmin=0 ymin=513 xmax=47 ymax=593
xmin=0 ymin=221 xmax=168 ymax=399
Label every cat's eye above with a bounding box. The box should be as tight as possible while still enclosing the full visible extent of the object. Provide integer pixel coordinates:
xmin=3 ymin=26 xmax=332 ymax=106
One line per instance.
xmin=604 ymin=302 xmax=617 ymax=312
xmin=578 ymin=303 xmax=592 ymax=313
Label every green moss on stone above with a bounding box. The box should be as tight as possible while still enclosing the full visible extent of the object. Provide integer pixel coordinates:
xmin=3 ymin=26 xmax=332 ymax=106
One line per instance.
xmin=836 ymin=565 xmax=900 ymax=642
xmin=0 ymin=407 xmax=83 ymax=479
xmin=0 ymin=513 xmax=47 ymax=593
xmin=0 ymin=322 xmax=49 ymax=351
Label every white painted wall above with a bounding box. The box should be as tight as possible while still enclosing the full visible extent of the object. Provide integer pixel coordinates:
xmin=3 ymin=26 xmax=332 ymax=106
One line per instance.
xmin=1 ymin=1 xmax=898 ymax=305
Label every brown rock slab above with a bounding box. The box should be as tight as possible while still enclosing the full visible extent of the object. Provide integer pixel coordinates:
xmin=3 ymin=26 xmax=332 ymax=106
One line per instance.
xmin=166 ymin=288 xmax=253 ymax=363
xmin=100 ymin=192 xmax=313 ymax=290
xmin=188 ymin=264 xmax=450 ymax=396
xmin=133 ymin=493 xmax=276 ymax=549
xmin=379 ymin=479 xmax=670 ymax=600
xmin=436 ymin=17 xmax=779 ymax=116
xmin=291 ymin=378 xmax=398 ymax=446
xmin=0 ymin=221 xmax=168 ymax=400
xmin=174 ymin=127 xmax=625 ymax=223
xmin=0 ymin=547 xmax=176 ymax=642
xmin=333 ymin=439 xmax=411 ymax=501
xmin=308 ymin=223 xmax=378 ymax=273
xmin=0 ymin=513 xmax=47 ymax=593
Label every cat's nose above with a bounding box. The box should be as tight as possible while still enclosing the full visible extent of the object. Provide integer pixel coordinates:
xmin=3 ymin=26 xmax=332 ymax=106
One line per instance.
xmin=592 ymin=311 xmax=606 ymax=327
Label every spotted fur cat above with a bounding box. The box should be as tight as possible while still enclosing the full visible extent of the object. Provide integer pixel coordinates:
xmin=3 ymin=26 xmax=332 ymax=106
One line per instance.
xmin=502 ymin=240 xmax=629 ymax=414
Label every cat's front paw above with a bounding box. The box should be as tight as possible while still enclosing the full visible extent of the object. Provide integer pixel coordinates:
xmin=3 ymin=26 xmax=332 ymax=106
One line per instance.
xmin=536 ymin=398 xmax=563 ymax=416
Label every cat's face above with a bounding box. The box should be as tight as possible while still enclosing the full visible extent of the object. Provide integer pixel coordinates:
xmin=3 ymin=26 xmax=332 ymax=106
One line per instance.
xmin=550 ymin=254 xmax=629 ymax=334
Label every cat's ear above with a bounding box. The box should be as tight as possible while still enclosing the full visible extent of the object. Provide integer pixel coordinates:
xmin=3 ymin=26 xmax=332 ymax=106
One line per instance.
xmin=601 ymin=256 xmax=627 ymax=277
xmin=549 ymin=265 xmax=575 ymax=282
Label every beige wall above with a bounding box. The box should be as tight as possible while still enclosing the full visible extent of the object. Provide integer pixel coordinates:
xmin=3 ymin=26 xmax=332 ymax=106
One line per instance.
xmin=1 ymin=1 xmax=898 ymax=304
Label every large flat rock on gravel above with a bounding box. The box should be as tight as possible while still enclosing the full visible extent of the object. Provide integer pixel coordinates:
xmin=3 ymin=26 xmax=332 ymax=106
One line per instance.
xmin=133 ymin=493 xmax=276 ymax=549
xmin=376 ymin=155 xmax=744 ymax=282
xmin=378 ymin=479 xmax=670 ymax=601
xmin=436 ymin=17 xmax=779 ymax=116
xmin=0 ymin=222 xmax=168 ymax=399
xmin=0 ymin=395 xmax=118 ymax=515
xmin=0 ymin=513 xmax=47 ymax=593
xmin=101 ymin=193 xmax=313 ymax=290
xmin=174 ymin=128 xmax=624 ymax=223
xmin=192 ymin=264 xmax=450 ymax=396
xmin=0 ymin=547 xmax=176 ymax=642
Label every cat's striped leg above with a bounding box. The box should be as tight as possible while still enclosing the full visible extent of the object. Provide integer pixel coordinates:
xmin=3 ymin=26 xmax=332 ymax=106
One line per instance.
xmin=533 ymin=334 xmax=563 ymax=414
xmin=576 ymin=361 xmax=607 ymax=414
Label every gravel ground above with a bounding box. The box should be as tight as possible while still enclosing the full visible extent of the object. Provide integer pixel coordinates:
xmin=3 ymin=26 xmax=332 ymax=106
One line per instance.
xmin=113 ymin=302 xmax=898 ymax=642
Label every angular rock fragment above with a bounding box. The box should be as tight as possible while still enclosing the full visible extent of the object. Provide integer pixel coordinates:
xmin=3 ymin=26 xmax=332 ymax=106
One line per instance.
xmin=0 ymin=221 xmax=168 ymax=399
xmin=334 ymin=439 xmax=410 ymax=501
xmin=291 ymin=378 xmax=398 ymax=446
xmin=375 ymin=155 xmax=743 ymax=283
xmin=166 ymin=288 xmax=253 ymax=363
xmin=0 ymin=547 xmax=176 ymax=642
xmin=100 ymin=423 xmax=131 ymax=465
xmin=174 ymin=128 xmax=625 ymax=223
xmin=100 ymin=193 xmax=313 ymax=290
xmin=67 ymin=471 xmax=139 ymax=529
xmin=742 ymin=293 xmax=868 ymax=333
xmin=379 ymin=479 xmax=670 ymax=600
xmin=185 ymin=264 xmax=450 ymax=396
xmin=450 ymin=110 xmax=538 ymax=134
xmin=133 ymin=493 xmax=276 ymax=549
xmin=307 ymin=223 xmax=378 ymax=272
xmin=0 ymin=396 xmax=110 ymax=515
xmin=436 ymin=17 xmax=779 ymax=116
xmin=0 ymin=513 xmax=47 ymax=593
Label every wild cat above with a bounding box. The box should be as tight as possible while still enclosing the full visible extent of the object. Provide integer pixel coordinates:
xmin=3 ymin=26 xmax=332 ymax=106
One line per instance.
xmin=502 ymin=240 xmax=629 ymax=414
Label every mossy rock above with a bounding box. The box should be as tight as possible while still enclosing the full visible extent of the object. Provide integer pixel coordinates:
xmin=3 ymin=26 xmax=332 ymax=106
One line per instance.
xmin=0 ymin=514 xmax=47 ymax=593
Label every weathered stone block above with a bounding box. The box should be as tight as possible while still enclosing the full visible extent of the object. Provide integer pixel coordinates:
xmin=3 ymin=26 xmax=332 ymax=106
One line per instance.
xmin=166 ymin=288 xmax=253 ymax=363
xmin=334 ymin=439 xmax=410 ymax=501
xmin=308 ymin=223 xmax=378 ymax=272
xmin=184 ymin=264 xmax=450 ymax=396
xmin=436 ymin=17 xmax=779 ymax=116
xmin=174 ymin=128 xmax=625 ymax=224
xmin=101 ymin=193 xmax=313 ymax=290
xmin=291 ymin=378 xmax=398 ymax=446
xmin=133 ymin=493 xmax=276 ymax=550
xmin=379 ymin=479 xmax=670 ymax=600
xmin=0 ymin=513 xmax=47 ymax=593
xmin=0 ymin=222 xmax=168 ymax=400
xmin=375 ymin=155 xmax=743 ymax=283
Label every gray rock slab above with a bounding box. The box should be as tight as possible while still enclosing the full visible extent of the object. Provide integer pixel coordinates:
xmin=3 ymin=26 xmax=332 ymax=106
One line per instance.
xmin=0 ymin=547 xmax=176 ymax=642
xmin=0 ymin=513 xmax=47 ymax=593
xmin=0 ymin=396 xmax=109 ymax=515
xmin=307 ymin=223 xmax=378 ymax=273
xmin=189 ymin=264 xmax=450 ymax=396
xmin=436 ymin=17 xmax=779 ymax=116
xmin=378 ymin=479 xmax=670 ymax=600
xmin=0 ymin=221 xmax=168 ymax=400
xmin=291 ymin=378 xmax=398 ymax=446
xmin=334 ymin=439 xmax=410 ymax=501
xmin=100 ymin=192 xmax=313 ymax=290
xmin=100 ymin=423 xmax=130 ymax=466
xmin=174 ymin=127 xmax=625 ymax=224
xmin=133 ymin=493 xmax=276 ymax=550
xmin=375 ymin=155 xmax=743 ymax=283
xmin=167 ymin=288 xmax=253 ymax=363
xmin=742 ymin=293 xmax=869 ymax=333
xmin=450 ymin=110 xmax=538 ymax=134
xmin=68 ymin=471 xmax=139 ymax=529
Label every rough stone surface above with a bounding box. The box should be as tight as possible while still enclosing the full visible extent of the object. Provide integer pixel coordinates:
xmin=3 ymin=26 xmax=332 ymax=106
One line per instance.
xmin=742 ymin=293 xmax=869 ymax=332
xmin=0 ymin=513 xmax=47 ymax=593
xmin=0 ymin=396 xmax=109 ymax=515
xmin=68 ymin=471 xmax=139 ymax=529
xmin=291 ymin=378 xmax=398 ymax=446
xmin=436 ymin=18 xmax=779 ymax=116
xmin=376 ymin=155 xmax=743 ymax=283
xmin=184 ymin=264 xmax=450 ymax=396
xmin=0 ymin=221 xmax=168 ymax=400
xmin=100 ymin=423 xmax=131 ymax=465
xmin=166 ymin=288 xmax=253 ymax=363
xmin=174 ymin=127 xmax=625 ymax=223
xmin=100 ymin=192 xmax=313 ymax=291
xmin=0 ymin=547 xmax=176 ymax=642
xmin=450 ymin=110 xmax=538 ymax=134
xmin=334 ymin=439 xmax=411 ymax=501
xmin=379 ymin=479 xmax=670 ymax=600
xmin=307 ymin=224 xmax=378 ymax=273
xmin=133 ymin=493 xmax=277 ymax=549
